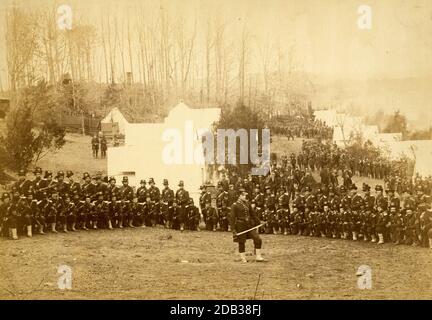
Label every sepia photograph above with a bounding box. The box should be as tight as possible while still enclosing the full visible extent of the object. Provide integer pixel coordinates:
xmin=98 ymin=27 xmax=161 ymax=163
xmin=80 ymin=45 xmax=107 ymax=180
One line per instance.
xmin=0 ymin=0 xmax=431 ymax=303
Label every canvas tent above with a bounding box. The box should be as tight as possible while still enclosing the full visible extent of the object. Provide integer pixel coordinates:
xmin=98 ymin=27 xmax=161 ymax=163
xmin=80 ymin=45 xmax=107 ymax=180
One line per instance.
xmin=107 ymin=102 xmax=221 ymax=204
xmin=414 ymin=147 xmax=432 ymax=177
xmin=101 ymin=107 xmax=129 ymax=136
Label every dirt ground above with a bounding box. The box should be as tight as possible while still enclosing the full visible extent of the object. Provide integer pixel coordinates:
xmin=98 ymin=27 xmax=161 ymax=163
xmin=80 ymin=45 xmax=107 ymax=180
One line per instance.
xmin=0 ymin=226 xmax=431 ymax=300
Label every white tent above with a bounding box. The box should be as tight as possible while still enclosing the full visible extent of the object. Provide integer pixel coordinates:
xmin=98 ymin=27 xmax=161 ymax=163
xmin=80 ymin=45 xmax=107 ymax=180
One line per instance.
xmin=362 ymin=125 xmax=379 ymax=142
xmin=101 ymin=107 xmax=129 ymax=135
xmin=107 ymin=102 xmax=221 ymax=204
xmin=414 ymin=147 xmax=432 ymax=177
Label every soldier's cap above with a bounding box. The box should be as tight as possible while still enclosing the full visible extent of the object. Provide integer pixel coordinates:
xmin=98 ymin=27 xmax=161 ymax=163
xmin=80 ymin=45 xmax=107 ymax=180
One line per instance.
xmin=83 ymin=172 xmax=90 ymax=179
xmin=254 ymin=184 xmax=260 ymax=189
xmin=122 ymin=176 xmax=129 ymax=182
xmin=140 ymin=179 xmax=146 ymax=184
xmin=375 ymin=185 xmax=383 ymax=191
xmin=189 ymin=198 xmax=194 ymax=204
xmin=56 ymin=171 xmax=65 ymax=178
xmin=33 ymin=167 xmax=42 ymax=175
xmin=109 ymin=176 xmax=116 ymax=182
xmin=386 ymin=188 xmax=395 ymax=193
xmin=350 ymin=184 xmax=358 ymax=191
xmin=149 ymin=178 xmax=155 ymax=184
xmin=18 ymin=169 xmax=26 ymax=177
xmin=85 ymin=193 xmax=92 ymax=198
xmin=66 ymin=171 xmax=74 ymax=178
xmin=44 ymin=171 xmax=53 ymax=179
xmin=304 ymin=186 xmax=311 ymax=192
xmin=97 ymin=191 xmax=104 ymax=196
xmin=362 ymin=183 xmax=370 ymax=191
xmin=178 ymin=180 xmax=184 ymax=187
xmin=238 ymin=187 xmax=247 ymax=194
xmin=163 ymin=179 xmax=169 ymax=185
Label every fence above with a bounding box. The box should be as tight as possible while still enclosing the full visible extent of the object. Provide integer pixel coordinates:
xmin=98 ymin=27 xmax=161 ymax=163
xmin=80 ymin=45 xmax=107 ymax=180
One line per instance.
xmin=60 ymin=114 xmax=101 ymax=136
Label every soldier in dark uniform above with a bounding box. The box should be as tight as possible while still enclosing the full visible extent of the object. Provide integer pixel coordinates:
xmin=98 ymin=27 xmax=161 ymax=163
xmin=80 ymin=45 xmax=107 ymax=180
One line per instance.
xmin=218 ymin=202 xmax=230 ymax=232
xmin=199 ymin=185 xmax=211 ymax=215
xmin=143 ymin=195 xmax=155 ymax=227
xmin=108 ymin=192 xmax=122 ymax=228
xmin=67 ymin=171 xmax=81 ymax=197
xmin=62 ymin=194 xmax=77 ymax=232
xmin=375 ymin=204 xmax=390 ymax=244
xmin=17 ymin=193 xmax=32 ymax=237
xmin=119 ymin=176 xmax=134 ymax=227
xmin=186 ymin=198 xmax=200 ymax=231
xmin=362 ymin=184 xmax=375 ymax=211
xmin=202 ymin=200 xmax=218 ymax=231
xmin=147 ymin=178 xmax=161 ymax=224
xmin=81 ymin=172 xmax=94 ymax=198
xmin=175 ymin=180 xmax=190 ymax=231
xmin=91 ymin=134 xmax=99 ymax=158
xmin=55 ymin=171 xmax=69 ymax=197
xmin=77 ymin=193 xmax=92 ymax=230
xmin=32 ymin=167 xmax=44 ymax=200
xmin=12 ymin=169 xmax=32 ymax=195
xmin=216 ymin=182 xmax=229 ymax=212
xmin=230 ymin=188 xmax=265 ymax=263
xmin=51 ymin=189 xmax=64 ymax=233
xmin=92 ymin=191 xmax=112 ymax=229
xmin=29 ymin=192 xmax=45 ymax=234
xmin=161 ymin=179 xmax=174 ymax=228
xmin=386 ymin=188 xmax=400 ymax=211
xmin=264 ymin=186 xmax=276 ymax=211
xmin=227 ymin=184 xmax=238 ymax=207
xmin=131 ymin=195 xmax=145 ymax=227
xmin=374 ymin=185 xmax=387 ymax=211
xmin=136 ymin=180 xmax=148 ymax=203
xmin=276 ymin=198 xmax=290 ymax=235
xmin=94 ymin=172 xmax=108 ymax=197
xmin=100 ymin=136 xmax=107 ymax=158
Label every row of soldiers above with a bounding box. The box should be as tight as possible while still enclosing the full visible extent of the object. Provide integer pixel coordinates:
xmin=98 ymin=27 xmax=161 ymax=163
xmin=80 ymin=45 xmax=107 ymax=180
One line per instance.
xmin=2 ymin=166 xmax=432 ymax=248
xmin=0 ymin=168 xmax=205 ymax=239
xmin=209 ymin=172 xmax=432 ymax=248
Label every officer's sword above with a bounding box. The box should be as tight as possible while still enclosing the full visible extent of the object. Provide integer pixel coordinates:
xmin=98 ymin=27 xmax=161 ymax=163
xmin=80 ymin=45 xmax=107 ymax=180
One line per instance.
xmin=235 ymin=222 xmax=267 ymax=236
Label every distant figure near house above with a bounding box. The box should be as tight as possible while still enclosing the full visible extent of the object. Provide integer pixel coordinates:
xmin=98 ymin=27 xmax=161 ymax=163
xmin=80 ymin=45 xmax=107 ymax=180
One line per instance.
xmin=100 ymin=136 xmax=107 ymax=158
xmin=91 ymin=135 xmax=99 ymax=158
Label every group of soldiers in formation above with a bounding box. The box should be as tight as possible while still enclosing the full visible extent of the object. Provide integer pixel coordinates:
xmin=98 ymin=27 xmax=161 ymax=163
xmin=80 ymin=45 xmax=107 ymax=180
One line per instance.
xmin=0 ymin=168 xmax=202 ymax=239
xmin=1 ymin=156 xmax=431 ymax=249
xmin=291 ymin=140 xmax=410 ymax=185
xmin=268 ymin=114 xmax=334 ymax=141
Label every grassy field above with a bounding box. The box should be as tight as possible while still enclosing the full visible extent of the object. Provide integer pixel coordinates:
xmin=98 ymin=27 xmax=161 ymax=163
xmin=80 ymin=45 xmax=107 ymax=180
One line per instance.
xmin=1 ymin=134 xmax=431 ymax=300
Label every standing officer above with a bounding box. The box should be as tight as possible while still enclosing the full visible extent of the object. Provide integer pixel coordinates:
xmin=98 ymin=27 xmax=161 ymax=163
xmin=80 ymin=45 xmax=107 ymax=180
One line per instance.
xmin=161 ymin=179 xmax=174 ymax=228
xmin=175 ymin=181 xmax=190 ymax=231
xmin=230 ymin=188 xmax=265 ymax=263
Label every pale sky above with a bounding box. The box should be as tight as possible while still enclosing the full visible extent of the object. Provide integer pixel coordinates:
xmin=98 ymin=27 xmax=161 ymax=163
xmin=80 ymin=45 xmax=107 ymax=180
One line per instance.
xmin=0 ymin=0 xmax=432 ymax=87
